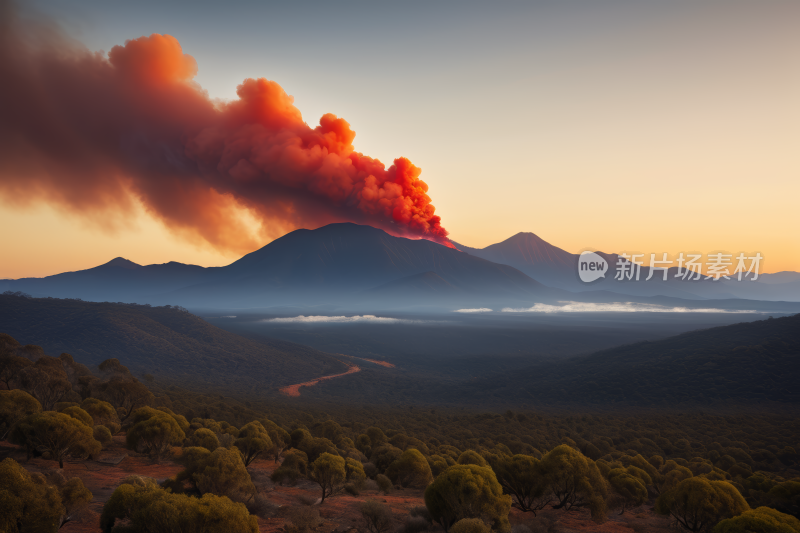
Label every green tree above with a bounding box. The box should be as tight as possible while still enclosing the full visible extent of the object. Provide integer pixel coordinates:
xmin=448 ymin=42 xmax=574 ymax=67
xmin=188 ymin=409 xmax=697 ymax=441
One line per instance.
xmin=539 ymin=444 xmax=607 ymax=522
xmin=493 ymin=454 xmax=551 ymax=514
xmin=424 ymin=464 xmax=512 ymax=532
xmin=94 ymin=425 xmax=114 ymax=448
xmin=713 ymin=506 xmax=800 ymax=533
xmin=366 ymin=427 xmax=388 ymax=447
xmin=191 ymin=447 xmax=255 ymax=498
xmin=261 ymin=418 xmax=290 ymax=462
xmin=60 ymin=405 xmax=93 ymax=427
xmin=428 ymin=454 xmax=451 ymax=477
xmin=188 ymin=427 xmax=220 ymax=451
xmin=310 ymin=452 xmax=346 ymax=503
xmin=235 ymin=421 xmax=273 ymax=466
xmin=371 ymin=444 xmax=403 ymax=473
xmin=607 ymin=467 xmax=650 ymax=514
xmin=11 ymin=411 xmax=101 ymax=468
xmin=93 ymin=374 xmax=154 ymax=423
xmin=0 ymin=457 xmax=63 ymax=532
xmin=0 ymin=389 xmax=41 ymax=440
xmin=768 ymin=481 xmax=800 ymax=517
xmin=271 ymin=449 xmax=309 ymax=485
xmin=0 ymin=457 xmax=92 ymax=531
xmin=100 ymin=477 xmax=257 ymax=533
xmin=81 ymin=398 xmax=115 ymax=434
xmin=386 ymin=448 xmax=434 ymax=488
xmin=17 ymin=361 xmax=73 ymax=411
xmin=457 ymin=450 xmax=487 ymax=467
xmin=125 ymin=407 xmax=185 ymax=461
xmin=345 ymin=457 xmax=367 ymax=487
xmin=356 ymin=433 xmax=372 ymax=456
xmin=656 ymin=477 xmax=749 ymax=533
xmin=659 ymin=460 xmax=694 ymax=494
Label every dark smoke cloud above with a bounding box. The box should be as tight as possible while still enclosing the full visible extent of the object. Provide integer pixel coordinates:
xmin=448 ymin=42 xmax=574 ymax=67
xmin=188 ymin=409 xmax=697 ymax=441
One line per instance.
xmin=0 ymin=8 xmax=451 ymax=253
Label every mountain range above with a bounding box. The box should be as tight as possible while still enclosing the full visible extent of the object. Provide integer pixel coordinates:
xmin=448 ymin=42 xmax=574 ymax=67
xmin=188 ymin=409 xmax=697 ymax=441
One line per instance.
xmin=2 ymin=223 xmax=798 ymax=309
xmin=454 ymin=232 xmax=800 ymax=301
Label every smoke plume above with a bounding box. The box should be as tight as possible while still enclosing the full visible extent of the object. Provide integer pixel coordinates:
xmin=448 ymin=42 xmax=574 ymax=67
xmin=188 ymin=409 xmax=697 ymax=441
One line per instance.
xmin=0 ymin=11 xmax=450 ymax=253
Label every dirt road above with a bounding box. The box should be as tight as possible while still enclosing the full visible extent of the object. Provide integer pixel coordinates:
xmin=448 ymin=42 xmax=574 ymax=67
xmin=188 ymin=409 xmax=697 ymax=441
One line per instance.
xmin=279 ymin=363 xmax=361 ymax=397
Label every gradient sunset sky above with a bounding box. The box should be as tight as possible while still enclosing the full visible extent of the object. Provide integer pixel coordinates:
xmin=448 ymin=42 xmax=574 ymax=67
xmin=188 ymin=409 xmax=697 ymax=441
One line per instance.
xmin=2 ymin=0 xmax=798 ymax=278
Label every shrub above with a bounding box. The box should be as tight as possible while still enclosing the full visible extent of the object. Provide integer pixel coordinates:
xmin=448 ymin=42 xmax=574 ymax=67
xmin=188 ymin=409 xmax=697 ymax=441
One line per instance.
xmin=409 ymin=505 xmax=432 ymax=523
xmin=386 ymin=449 xmax=434 ymax=488
xmin=376 ymin=473 xmax=393 ymax=494
xmin=100 ymin=478 xmax=257 ymax=533
xmin=11 ymin=411 xmax=101 ymax=467
xmin=713 ymin=506 xmax=800 ymax=533
xmin=285 ymin=506 xmax=321 ymax=533
xmin=656 ymin=477 xmax=749 ymax=533
xmin=60 ymin=406 xmax=93 ymax=427
xmin=493 ymin=454 xmax=550 ymax=514
xmin=125 ymin=407 xmax=185 ymax=461
xmin=450 ymin=518 xmax=490 ymax=533
xmin=188 ymin=427 xmax=220 ymax=451
xmin=271 ymin=449 xmax=308 ymax=485
xmin=607 ymin=467 xmax=650 ymax=514
xmin=0 ymin=389 xmax=41 ymax=440
xmin=81 ymin=398 xmax=121 ymax=434
xmin=235 ymin=421 xmax=272 ymax=466
xmin=402 ymin=515 xmax=431 ymax=533
xmin=361 ymin=499 xmax=394 ymax=533
xmin=93 ymin=425 xmax=114 ymax=448
xmin=424 ymin=464 xmax=511 ymax=532
xmin=189 ymin=447 xmax=255 ymax=499
xmin=345 ymin=457 xmax=367 ymax=487
xmin=457 ymin=450 xmax=487 ymax=467
xmin=539 ymin=445 xmax=607 ymax=522
xmin=363 ymin=462 xmax=378 ymax=478
xmin=0 ymin=457 xmax=91 ymax=532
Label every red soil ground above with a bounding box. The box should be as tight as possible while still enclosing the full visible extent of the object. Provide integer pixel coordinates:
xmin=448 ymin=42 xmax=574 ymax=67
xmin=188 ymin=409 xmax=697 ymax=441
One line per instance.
xmin=1 ymin=437 xmax=675 ymax=533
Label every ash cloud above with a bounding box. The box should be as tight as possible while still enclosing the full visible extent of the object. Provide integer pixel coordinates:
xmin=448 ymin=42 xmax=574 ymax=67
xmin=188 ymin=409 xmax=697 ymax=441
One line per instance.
xmin=0 ymin=9 xmax=450 ymax=254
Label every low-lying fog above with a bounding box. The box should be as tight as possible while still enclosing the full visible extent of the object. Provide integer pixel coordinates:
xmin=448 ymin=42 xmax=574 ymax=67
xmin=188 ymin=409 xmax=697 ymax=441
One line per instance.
xmin=202 ymin=308 xmax=784 ymax=380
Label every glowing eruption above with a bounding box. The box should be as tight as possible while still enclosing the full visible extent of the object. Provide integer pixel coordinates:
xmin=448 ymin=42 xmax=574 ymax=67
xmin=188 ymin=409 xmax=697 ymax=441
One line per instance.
xmin=0 ymin=15 xmax=450 ymax=252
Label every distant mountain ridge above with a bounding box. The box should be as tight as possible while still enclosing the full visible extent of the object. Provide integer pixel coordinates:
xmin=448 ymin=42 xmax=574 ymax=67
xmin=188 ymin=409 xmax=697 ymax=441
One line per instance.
xmin=2 ymin=223 xmax=797 ymax=308
xmin=454 ymin=233 xmax=800 ymax=302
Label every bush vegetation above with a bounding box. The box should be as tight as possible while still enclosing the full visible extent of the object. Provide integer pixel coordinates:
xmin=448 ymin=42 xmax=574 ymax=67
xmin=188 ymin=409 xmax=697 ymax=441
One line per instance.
xmin=1 ymin=329 xmax=799 ymax=533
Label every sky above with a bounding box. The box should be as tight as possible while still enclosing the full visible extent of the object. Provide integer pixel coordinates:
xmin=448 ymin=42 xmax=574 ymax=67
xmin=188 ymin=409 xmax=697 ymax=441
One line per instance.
xmin=1 ymin=0 xmax=798 ymax=278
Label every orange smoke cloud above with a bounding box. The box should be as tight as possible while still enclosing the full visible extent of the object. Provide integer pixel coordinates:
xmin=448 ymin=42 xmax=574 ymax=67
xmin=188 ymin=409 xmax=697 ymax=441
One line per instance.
xmin=0 ymin=17 xmax=450 ymax=253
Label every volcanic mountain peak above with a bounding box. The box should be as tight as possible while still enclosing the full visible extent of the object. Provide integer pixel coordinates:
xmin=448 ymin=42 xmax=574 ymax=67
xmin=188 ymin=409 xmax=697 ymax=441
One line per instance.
xmin=101 ymin=257 xmax=143 ymax=270
xmin=454 ymin=231 xmax=574 ymax=269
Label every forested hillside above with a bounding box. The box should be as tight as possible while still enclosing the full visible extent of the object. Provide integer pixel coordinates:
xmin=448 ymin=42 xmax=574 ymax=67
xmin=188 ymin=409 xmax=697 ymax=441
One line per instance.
xmin=464 ymin=313 xmax=800 ymax=406
xmin=0 ymin=294 xmax=347 ymax=394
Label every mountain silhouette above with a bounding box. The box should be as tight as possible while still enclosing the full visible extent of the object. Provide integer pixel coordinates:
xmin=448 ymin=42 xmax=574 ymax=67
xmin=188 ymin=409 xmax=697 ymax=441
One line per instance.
xmin=1 ymin=223 xmax=554 ymax=308
xmin=455 ymin=233 xmax=800 ymax=302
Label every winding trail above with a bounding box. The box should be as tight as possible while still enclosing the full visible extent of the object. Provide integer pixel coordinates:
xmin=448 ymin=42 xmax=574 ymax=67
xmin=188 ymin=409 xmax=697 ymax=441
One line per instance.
xmin=279 ymin=363 xmax=361 ymax=397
